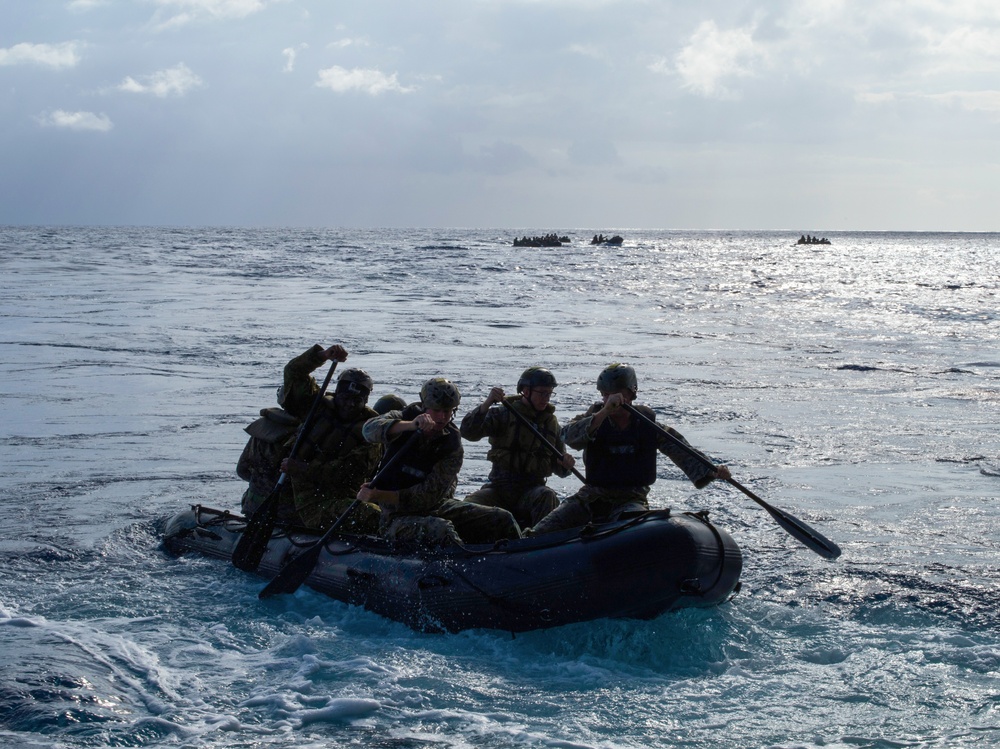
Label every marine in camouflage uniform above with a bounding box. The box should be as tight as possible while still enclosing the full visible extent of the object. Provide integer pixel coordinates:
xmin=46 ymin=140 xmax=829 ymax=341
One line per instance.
xmin=278 ymin=343 xmax=383 ymax=533
xmin=359 ymin=377 xmax=521 ymax=547
xmin=460 ymin=367 xmax=576 ymax=529
xmin=529 ymin=363 xmax=730 ymax=535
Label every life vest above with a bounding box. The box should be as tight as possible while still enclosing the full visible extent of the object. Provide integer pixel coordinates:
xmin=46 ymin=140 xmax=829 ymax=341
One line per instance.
xmin=376 ymin=404 xmax=461 ymax=491
xmin=584 ymin=405 xmax=660 ymax=488
xmin=236 ymin=407 xmax=300 ymax=489
xmin=295 ymin=401 xmax=374 ymax=465
xmin=244 ymin=406 xmax=300 ymax=444
xmin=282 ymin=403 xmax=382 ymax=509
xmin=485 ymin=397 xmax=561 ymax=483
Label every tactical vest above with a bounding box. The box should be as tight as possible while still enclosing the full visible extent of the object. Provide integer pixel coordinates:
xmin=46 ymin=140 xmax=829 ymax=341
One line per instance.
xmin=377 ymin=404 xmax=461 ymax=491
xmin=236 ymin=407 xmax=300 ymax=490
xmin=486 ymin=397 xmax=560 ymax=483
xmin=295 ymin=401 xmax=374 ymax=466
xmin=245 ymin=406 xmax=300 ymax=444
xmin=584 ymin=406 xmax=659 ymax=488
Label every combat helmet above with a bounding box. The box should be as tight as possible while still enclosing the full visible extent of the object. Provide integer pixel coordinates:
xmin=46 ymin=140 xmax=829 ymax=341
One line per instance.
xmin=373 ymin=393 xmax=408 ymax=415
xmin=420 ymin=377 xmax=461 ymax=411
xmin=517 ymin=366 xmax=557 ymax=391
xmin=336 ymin=367 xmax=374 ymax=397
xmin=597 ymin=363 xmax=638 ymax=395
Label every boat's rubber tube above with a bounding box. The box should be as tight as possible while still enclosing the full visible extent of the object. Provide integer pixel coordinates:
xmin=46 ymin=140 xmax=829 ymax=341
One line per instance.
xmin=162 ymin=506 xmax=742 ymax=633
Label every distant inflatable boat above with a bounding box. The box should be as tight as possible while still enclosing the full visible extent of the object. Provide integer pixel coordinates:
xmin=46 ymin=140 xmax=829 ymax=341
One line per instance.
xmin=796 ymin=235 xmax=831 ymax=245
xmin=512 ymin=234 xmax=570 ymax=247
xmin=161 ymin=505 xmax=742 ymax=633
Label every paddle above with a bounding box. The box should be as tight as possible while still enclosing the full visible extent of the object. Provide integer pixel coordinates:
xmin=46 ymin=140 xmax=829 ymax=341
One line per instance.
xmin=621 ymin=402 xmax=841 ymax=560
xmin=257 ymin=428 xmax=420 ymax=599
xmin=231 ymin=359 xmax=340 ymax=572
xmin=499 ymin=399 xmax=586 ymax=483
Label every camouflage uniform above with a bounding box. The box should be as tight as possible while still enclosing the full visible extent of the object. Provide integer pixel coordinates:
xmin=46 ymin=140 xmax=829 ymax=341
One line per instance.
xmin=279 ymin=345 xmax=383 ymax=532
xmin=460 ymin=395 xmax=568 ymax=528
xmin=529 ymin=403 xmax=717 ymax=535
xmin=236 ymin=406 xmax=299 ymax=519
xmin=363 ymin=404 xmax=521 ymax=546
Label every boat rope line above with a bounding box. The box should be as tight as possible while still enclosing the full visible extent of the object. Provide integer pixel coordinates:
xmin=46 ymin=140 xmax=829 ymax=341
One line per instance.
xmin=193 ymin=504 xmax=240 ymax=527
xmin=193 ymin=504 xmax=729 ymax=605
xmin=445 ymin=560 xmax=558 ymax=629
xmin=199 ymin=504 xmax=687 ymax=562
xmin=440 ymin=511 xmax=695 ymax=627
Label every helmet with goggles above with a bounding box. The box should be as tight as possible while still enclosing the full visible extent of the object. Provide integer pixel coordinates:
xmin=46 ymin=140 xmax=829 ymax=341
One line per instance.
xmin=335 ymin=368 xmax=373 ymax=398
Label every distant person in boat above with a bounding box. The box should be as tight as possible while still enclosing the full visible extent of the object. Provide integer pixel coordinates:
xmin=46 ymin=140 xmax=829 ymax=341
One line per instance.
xmin=528 ymin=363 xmax=731 ymax=535
xmin=359 ymin=377 xmax=521 ymax=546
xmin=460 ymin=367 xmax=577 ymax=529
xmin=275 ymin=343 xmax=383 ymax=533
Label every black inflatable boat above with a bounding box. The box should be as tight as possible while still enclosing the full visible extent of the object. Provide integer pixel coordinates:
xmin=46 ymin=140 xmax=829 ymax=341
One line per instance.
xmin=162 ymin=505 xmax=742 ymax=633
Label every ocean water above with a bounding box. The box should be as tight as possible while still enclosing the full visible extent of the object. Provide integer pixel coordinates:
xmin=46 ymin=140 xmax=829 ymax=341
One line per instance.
xmin=1 ymin=226 xmax=998 ymax=749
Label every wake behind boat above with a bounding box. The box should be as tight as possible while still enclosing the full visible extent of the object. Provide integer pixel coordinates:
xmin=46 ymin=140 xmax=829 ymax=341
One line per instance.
xmin=161 ymin=505 xmax=742 ymax=633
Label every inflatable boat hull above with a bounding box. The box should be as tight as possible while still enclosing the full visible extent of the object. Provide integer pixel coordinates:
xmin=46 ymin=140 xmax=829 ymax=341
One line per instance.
xmin=162 ymin=506 xmax=742 ymax=633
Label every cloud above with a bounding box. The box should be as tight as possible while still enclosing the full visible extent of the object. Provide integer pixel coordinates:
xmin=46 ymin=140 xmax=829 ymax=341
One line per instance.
xmin=856 ymin=91 xmax=897 ymax=105
xmin=859 ymin=88 xmax=1000 ymax=114
xmin=315 ymin=66 xmax=414 ymax=95
xmin=921 ymin=26 xmax=1000 ymax=74
xmin=474 ymin=140 xmax=535 ymax=175
xmin=68 ymin=0 xmax=109 ymax=9
xmin=150 ymin=0 xmax=273 ymax=29
xmin=567 ymin=138 xmax=620 ymax=167
xmin=565 ymin=43 xmax=607 ymax=62
xmin=118 ymin=63 xmax=204 ymax=97
xmin=672 ymin=21 xmax=766 ymax=98
xmin=37 ymin=110 xmax=113 ymax=131
xmin=326 ymin=37 xmax=369 ymax=49
xmin=0 ymin=42 xmax=81 ymax=69
xmin=282 ymin=44 xmax=307 ymax=73
xmin=926 ymin=90 xmax=1000 ymax=112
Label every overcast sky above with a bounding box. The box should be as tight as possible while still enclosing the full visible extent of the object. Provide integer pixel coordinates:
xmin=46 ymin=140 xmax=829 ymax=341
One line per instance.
xmin=2 ymin=1 xmax=999 ymax=230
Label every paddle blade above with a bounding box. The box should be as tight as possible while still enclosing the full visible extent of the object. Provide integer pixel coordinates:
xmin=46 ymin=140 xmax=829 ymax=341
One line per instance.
xmin=763 ymin=504 xmax=841 ymax=559
xmin=258 ymin=543 xmax=324 ymax=599
xmin=619 ymin=401 xmax=842 ymax=559
xmin=726 ymin=478 xmax=841 ymax=559
xmin=231 ymin=493 xmax=279 ymax=572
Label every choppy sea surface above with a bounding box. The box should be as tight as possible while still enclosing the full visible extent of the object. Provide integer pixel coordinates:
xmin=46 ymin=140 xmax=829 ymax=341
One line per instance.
xmin=1 ymin=226 xmax=998 ymax=749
